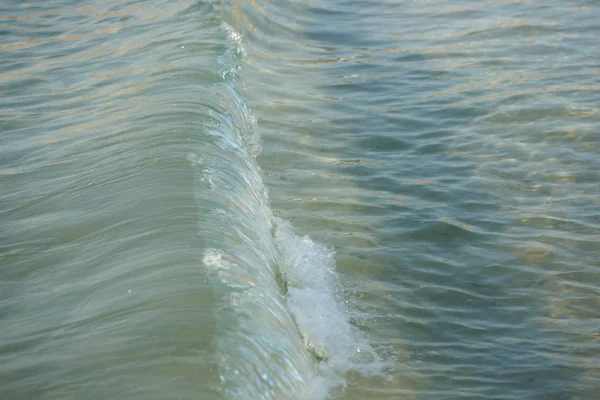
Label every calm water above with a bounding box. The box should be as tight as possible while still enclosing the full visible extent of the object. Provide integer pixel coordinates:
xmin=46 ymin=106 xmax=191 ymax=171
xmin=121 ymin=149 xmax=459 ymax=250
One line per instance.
xmin=1 ymin=0 xmax=599 ymax=399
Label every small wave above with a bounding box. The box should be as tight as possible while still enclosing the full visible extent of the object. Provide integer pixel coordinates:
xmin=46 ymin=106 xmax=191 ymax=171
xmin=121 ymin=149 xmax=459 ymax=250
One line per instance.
xmin=197 ymin=20 xmax=382 ymax=400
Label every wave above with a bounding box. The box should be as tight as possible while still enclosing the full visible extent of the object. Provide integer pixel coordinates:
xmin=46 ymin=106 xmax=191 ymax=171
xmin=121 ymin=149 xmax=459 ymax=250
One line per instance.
xmin=193 ymin=12 xmax=382 ymax=399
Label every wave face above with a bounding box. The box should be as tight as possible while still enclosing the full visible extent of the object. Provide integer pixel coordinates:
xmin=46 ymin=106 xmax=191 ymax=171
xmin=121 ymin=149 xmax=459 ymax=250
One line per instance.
xmin=192 ymin=20 xmax=317 ymax=399
xmin=193 ymin=18 xmax=381 ymax=399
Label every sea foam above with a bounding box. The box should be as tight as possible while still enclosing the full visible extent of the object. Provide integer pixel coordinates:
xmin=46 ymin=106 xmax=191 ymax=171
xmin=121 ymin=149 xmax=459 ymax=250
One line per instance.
xmin=274 ymin=218 xmax=383 ymax=395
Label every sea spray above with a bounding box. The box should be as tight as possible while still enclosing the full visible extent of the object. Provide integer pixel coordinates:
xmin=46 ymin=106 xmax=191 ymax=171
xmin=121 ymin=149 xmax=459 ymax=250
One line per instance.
xmin=274 ymin=219 xmax=384 ymax=394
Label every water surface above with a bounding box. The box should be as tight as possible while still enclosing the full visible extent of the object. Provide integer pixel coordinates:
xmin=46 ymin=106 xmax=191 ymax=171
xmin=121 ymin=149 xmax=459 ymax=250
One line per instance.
xmin=1 ymin=0 xmax=599 ymax=399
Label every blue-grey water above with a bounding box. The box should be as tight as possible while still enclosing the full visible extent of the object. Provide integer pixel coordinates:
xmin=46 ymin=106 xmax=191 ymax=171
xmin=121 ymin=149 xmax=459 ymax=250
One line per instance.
xmin=1 ymin=0 xmax=599 ymax=399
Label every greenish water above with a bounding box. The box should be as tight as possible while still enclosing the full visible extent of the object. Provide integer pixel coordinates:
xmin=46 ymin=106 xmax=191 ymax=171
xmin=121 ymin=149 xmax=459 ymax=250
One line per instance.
xmin=1 ymin=0 xmax=599 ymax=399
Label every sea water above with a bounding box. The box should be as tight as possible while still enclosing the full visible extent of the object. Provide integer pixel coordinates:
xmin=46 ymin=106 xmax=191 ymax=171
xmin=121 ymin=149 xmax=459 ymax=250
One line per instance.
xmin=1 ymin=0 xmax=599 ymax=399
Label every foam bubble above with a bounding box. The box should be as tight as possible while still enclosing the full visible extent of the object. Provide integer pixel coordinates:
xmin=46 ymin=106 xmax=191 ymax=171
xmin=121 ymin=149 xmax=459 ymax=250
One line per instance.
xmin=202 ymin=248 xmax=226 ymax=270
xmin=274 ymin=218 xmax=383 ymax=395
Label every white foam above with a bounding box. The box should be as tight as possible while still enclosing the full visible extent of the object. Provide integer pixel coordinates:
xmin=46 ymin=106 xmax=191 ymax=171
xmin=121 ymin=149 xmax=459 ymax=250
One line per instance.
xmin=202 ymin=248 xmax=227 ymax=270
xmin=274 ymin=218 xmax=383 ymax=395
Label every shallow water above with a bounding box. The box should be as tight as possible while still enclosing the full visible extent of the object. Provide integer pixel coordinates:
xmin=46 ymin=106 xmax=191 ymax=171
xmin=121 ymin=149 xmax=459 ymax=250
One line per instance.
xmin=1 ymin=0 xmax=599 ymax=399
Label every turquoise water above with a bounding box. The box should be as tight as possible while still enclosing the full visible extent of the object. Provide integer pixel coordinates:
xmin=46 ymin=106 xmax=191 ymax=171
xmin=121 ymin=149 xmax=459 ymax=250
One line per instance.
xmin=1 ymin=0 xmax=599 ymax=399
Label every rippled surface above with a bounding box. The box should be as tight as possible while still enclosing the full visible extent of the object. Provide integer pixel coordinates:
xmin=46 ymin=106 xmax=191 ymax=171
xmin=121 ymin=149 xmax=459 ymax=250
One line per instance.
xmin=2 ymin=0 xmax=599 ymax=399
